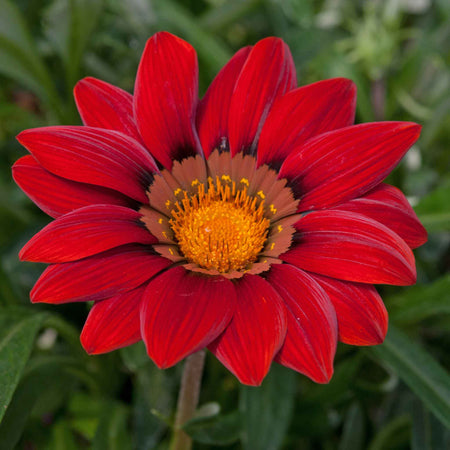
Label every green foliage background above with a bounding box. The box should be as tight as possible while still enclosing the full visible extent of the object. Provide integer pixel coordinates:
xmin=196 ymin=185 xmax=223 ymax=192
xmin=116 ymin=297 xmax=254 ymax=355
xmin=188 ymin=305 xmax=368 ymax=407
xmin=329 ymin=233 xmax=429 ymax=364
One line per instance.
xmin=0 ymin=0 xmax=449 ymax=448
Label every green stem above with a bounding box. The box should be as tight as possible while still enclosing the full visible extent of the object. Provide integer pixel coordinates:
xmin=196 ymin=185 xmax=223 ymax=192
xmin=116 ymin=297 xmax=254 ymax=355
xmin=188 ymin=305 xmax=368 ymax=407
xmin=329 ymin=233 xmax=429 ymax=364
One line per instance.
xmin=169 ymin=350 xmax=206 ymax=450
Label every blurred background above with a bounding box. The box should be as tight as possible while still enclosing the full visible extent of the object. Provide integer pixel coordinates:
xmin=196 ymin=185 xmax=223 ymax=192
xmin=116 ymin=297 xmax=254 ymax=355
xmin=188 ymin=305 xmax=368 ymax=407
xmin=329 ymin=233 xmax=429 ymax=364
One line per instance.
xmin=0 ymin=0 xmax=449 ymax=448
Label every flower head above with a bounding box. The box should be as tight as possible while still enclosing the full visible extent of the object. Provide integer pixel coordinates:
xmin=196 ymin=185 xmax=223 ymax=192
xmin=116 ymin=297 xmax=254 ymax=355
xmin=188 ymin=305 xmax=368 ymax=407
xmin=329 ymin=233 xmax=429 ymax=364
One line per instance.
xmin=13 ymin=32 xmax=427 ymax=386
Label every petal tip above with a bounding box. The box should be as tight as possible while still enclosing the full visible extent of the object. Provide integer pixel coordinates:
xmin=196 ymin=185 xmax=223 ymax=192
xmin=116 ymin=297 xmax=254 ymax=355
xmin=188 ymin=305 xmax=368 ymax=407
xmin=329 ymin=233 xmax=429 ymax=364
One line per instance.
xmin=399 ymin=121 xmax=422 ymax=140
xmin=30 ymin=284 xmax=48 ymax=304
xmin=80 ymin=334 xmax=97 ymax=355
xmin=414 ymin=224 xmax=428 ymax=248
xmin=316 ymin=367 xmax=333 ymax=384
xmin=18 ymin=247 xmax=28 ymax=261
xmin=30 ymin=293 xmax=41 ymax=304
xmin=307 ymin=362 xmax=334 ymax=384
xmin=73 ymin=77 xmax=95 ymax=98
xmin=240 ymin=377 xmax=264 ymax=387
xmin=16 ymin=129 xmax=30 ymax=145
xmin=16 ymin=128 xmax=41 ymax=148
xmin=149 ymin=353 xmax=177 ymax=370
xmin=235 ymin=370 xmax=267 ymax=386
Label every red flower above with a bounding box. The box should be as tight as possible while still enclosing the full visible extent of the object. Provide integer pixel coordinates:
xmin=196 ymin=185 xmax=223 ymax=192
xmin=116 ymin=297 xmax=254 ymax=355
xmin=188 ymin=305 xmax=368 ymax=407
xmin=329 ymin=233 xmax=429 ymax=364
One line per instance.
xmin=13 ymin=32 xmax=426 ymax=386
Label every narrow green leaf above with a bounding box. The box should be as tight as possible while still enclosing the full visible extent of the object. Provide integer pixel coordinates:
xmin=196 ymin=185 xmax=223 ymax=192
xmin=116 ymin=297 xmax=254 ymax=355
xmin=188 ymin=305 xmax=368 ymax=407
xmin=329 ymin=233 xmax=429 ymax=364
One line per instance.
xmin=0 ymin=354 xmax=79 ymax=449
xmin=133 ymin=364 xmax=176 ymax=450
xmin=199 ymin=0 xmax=262 ymax=31
xmin=92 ymin=401 xmax=132 ymax=450
xmin=0 ymin=0 xmax=61 ymax=116
xmin=417 ymin=212 xmax=450 ymax=232
xmin=304 ymin=353 xmax=363 ymax=404
xmin=240 ymin=364 xmax=296 ymax=450
xmin=43 ymin=0 xmax=103 ymax=92
xmin=411 ymin=399 xmax=450 ymax=450
xmin=68 ymin=393 xmax=103 ymax=440
xmin=153 ymin=0 xmax=232 ymax=76
xmin=389 ymin=274 xmax=450 ymax=324
xmin=0 ymin=311 xmax=47 ymax=423
xmin=339 ymin=402 xmax=365 ymax=450
xmin=369 ymin=325 xmax=450 ymax=428
xmin=368 ymin=415 xmax=411 ymax=450
xmin=183 ymin=411 xmax=241 ymax=446
xmin=48 ymin=420 xmax=79 ymax=450
xmin=415 ymin=178 xmax=450 ymax=232
xmin=120 ymin=341 xmax=149 ymax=372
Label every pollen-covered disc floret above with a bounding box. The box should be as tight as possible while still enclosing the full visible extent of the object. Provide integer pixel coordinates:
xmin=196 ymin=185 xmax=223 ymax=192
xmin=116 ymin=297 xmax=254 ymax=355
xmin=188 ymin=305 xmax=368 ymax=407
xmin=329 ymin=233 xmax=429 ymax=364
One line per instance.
xmin=142 ymin=150 xmax=300 ymax=278
xmin=169 ymin=177 xmax=270 ymax=272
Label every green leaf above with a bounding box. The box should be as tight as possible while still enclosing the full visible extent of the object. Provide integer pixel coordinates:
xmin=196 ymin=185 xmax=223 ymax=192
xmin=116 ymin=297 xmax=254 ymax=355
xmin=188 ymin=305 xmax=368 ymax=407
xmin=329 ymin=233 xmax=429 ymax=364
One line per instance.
xmin=0 ymin=354 xmax=80 ymax=449
xmin=0 ymin=310 xmax=47 ymax=423
xmin=415 ymin=178 xmax=450 ymax=232
xmin=411 ymin=399 xmax=450 ymax=450
xmin=120 ymin=341 xmax=149 ymax=372
xmin=388 ymin=274 xmax=450 ymax=324
xmin=68 ymin=393 xmax=103 ymax=440
xmin=0 ymin=0 xmax=61 ymax=116
xmin=368 ymin=415 xmax=411 ymax=450
xmin=240 ymin=364 xmax=296 ymax=450
xmin=369 ymin=325 xmax=450 ymax=428
xmin=43 ymin=0 xmax=103 ymax=92
xmin=199 ymin=0 xmax=261 ymax=31
xmin=48 ymin=420 xmax=79 ymax=450
xmin=304 ymin=353 xmax=363 ymax=404
xmin=133 ymin=364 xmax=176 ymax=449
xmin=339 ymin=402 xmax=366 ymax=450
xmin=153 ymin=0 xmax=232 ymax=77
xmin=183 ymin=411 xmax=241 ymax=446
xmin=92 ymin=401 xmax=132 ymax=450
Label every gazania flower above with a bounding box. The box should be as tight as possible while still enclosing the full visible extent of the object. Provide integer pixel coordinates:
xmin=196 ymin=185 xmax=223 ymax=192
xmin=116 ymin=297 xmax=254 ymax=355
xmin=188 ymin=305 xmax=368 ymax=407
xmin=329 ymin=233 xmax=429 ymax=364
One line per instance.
xmin=13 ymin=32 xmax=426 ymax=386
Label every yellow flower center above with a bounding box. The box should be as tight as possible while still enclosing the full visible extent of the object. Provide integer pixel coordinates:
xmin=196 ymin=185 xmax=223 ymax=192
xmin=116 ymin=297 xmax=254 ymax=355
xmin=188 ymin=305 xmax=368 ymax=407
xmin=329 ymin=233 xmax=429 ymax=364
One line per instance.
xmin=169 ymin=177 xmax=270 ymax=273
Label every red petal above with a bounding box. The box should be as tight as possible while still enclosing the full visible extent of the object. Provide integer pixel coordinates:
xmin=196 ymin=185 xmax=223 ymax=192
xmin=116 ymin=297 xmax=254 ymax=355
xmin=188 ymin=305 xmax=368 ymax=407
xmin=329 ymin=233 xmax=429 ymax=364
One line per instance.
xmin=196 ymin=46 xmax=252 ymax=158
xmin=20 ymin=205 xmax=156 ymax=263
xmin=74 ymin=77 xmax=142 ymax=142
xmin=333 ymin=183 xmax=427 ymax=249
xmin=267 ymin=264 xmax=337 ymax=383
xmin=81 ymin=285 xmax=145 ymax=354
xmin=257 ymin=78 xmax=356 ymax=169
xmin=311 ymin=274 xmax=388 ymax=346
xmin=228 ymin=37 xmax=296 ymax=156
xmin=140 ymin=267 xmax=236 ymax=368
xmin=134 ymin=32 xmax=201 ymax=169
xmin=281 ymin=210 xmax=416 ymax=285
xmin=209 ymin=275 xmax=287 ymax=386
xmin=279 ymin=122 xmax=421 ymax=211
xmin=17 ymin=126 xmax=158 ymax=203
xmin=12 ymin=155 xmax=134 ymax=218
xmin=31 ymin=246 xmax=171 ymax=304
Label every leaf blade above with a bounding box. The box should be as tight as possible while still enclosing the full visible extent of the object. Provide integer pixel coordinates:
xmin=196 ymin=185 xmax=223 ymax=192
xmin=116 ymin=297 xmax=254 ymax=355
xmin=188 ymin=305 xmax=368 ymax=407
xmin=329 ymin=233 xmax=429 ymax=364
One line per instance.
xmin=369 ymin=325 xmax=450 ymax=428
xmin=240 ymin=363 xmax=296 ymax=450
xmin=0 ymin=311 xmax=47 ymax=423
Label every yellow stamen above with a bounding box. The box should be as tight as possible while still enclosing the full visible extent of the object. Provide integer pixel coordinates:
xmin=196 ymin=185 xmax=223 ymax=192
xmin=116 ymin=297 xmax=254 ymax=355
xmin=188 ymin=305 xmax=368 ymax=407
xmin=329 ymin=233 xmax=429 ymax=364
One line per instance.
xmin=169 ymin=177 xmax=270 ymax=273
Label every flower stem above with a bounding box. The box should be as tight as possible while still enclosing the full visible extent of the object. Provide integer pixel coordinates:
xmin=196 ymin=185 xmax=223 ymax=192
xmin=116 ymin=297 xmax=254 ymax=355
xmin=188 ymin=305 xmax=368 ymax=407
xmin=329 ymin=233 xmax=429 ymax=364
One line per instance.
xmin=170 ymin=350 xmax=206 ymax=450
